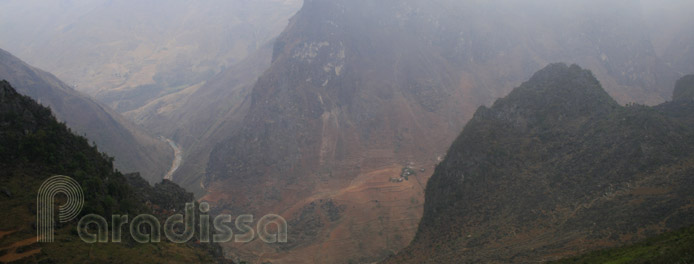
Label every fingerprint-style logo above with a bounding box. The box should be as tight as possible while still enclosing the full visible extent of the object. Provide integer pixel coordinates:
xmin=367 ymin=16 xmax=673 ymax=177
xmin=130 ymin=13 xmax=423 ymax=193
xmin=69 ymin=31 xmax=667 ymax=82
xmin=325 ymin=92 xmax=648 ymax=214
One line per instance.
xmin=37 ymin=175 xmax=84 ymax=242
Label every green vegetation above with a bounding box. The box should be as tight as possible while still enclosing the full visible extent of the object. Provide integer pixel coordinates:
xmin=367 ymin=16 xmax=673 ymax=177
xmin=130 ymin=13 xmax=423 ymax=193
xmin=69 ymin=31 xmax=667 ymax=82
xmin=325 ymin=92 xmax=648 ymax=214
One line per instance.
xmin=0 ymin=80 xmax=140 ymax=219
xmin=0 ymin=80 xmax=227 ymax=263
xmin=553 ymin=225 xmax=694 ymax=264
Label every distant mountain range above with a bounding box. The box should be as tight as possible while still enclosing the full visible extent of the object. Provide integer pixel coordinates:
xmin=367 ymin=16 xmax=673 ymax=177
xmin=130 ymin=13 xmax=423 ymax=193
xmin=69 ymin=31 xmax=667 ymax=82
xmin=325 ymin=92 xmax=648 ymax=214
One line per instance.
xmin=0 ymin=0 xmax=302 ymax=114
xmin=0 ymin=48 xmax=171 ymax=183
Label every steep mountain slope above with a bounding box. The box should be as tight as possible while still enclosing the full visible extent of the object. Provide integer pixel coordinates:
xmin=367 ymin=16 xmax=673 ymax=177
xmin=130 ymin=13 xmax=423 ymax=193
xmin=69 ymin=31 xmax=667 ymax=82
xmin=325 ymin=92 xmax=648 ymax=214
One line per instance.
xmin=195 ymin=0 xmax=687 ymax=262
xmin=204 ymin=1 xmax=472 ymax=261
xmin=386 ymin=64 xmax=694 ymax=263
xmin=0 ymin=0 xmax=302 ymax=113
xmin=0 ymin=80 xmax=227 ymax=263
xmin=0 ymin=48 xmax=171 ymax=183
xmin=552 ymin=224 xmax=694 ymax=263
xmin=126 ymin=44 xmax=275 ymax=195
xmin=205 ymin=0 xmax=684 ymax=191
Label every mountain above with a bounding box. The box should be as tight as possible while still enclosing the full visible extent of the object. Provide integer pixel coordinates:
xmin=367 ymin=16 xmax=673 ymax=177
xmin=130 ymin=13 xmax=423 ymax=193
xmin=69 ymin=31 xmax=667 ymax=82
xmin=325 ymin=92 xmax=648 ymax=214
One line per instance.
xmin=0 ymin=80 xmax=228 ymax=263
xmin=202 ymin=0 xmax=474 ymax=261
xmin=552 ymin=224 xmax=694 ymax=263
xmin=642 ymin=0 xmax=694 ymax=77
xmin=193 ymin=0 xmax=688 ymax=262
xmin=0 ymin=48 xmax=171 ymax=183
xmin=0 ymin=0 xmax=302 ymax=113
xmin=124 ymin=43 xmax=275 ymax=195
xmin=672 ymin=74 xmax=694 ymax=101
xmin=385 ymin=64 xmax=694 ymax=263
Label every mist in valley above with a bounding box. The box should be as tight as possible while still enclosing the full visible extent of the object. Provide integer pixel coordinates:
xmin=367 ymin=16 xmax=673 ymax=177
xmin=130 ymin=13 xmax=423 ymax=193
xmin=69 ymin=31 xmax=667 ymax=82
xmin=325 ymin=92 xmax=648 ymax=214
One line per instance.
xmin=1 ymin=0 xmax=694 ymax=263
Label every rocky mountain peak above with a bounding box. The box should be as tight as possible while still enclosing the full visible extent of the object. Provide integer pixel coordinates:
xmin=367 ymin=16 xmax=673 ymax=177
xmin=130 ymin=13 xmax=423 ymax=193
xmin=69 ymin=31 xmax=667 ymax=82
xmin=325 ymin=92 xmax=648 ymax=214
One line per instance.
xmin=474 ymin=63 xmax=619 ymax=130
xmin=386 ymin=64 xmax=694 ymax=263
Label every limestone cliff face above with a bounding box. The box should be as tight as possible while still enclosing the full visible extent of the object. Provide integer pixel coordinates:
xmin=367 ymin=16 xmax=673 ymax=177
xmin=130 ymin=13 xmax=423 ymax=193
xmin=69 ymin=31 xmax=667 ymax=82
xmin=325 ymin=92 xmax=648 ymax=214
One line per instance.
xmin=205 ymin=0 xmax=471 ymax=209
xmin=203 ymin=0 xmax=680 ymax=212
xmin=387 ymin=64 xmax=694 ymax=263
xmin=199 ymin=0 xmax=688 ymax=262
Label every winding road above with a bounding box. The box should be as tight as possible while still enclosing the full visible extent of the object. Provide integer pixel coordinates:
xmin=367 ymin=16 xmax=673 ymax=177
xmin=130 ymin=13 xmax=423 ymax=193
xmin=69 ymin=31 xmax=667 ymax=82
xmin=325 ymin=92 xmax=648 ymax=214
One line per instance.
xmin=163 ymin=138 xmax=183 ymax=181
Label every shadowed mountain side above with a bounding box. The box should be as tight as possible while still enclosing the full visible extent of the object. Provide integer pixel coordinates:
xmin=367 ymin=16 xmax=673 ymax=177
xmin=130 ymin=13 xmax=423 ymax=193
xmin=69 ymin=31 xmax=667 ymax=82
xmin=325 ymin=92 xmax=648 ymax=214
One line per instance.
xmin=0 ymin=80 xmax=230 ymax=263
xmin=197 ymin=0 xmax=687 ymax=262
xmin=126 ymin=43 xmax=276 ymax=195
xmin=385 ymin=64 xmax=694 ymax=263
xmin=205 ymin=0 xmax=685 ymax=194
xmin=205 ymin=0 xmax=472 ymax=209
xmin=0 ymin=48 xmax=171 ymax=183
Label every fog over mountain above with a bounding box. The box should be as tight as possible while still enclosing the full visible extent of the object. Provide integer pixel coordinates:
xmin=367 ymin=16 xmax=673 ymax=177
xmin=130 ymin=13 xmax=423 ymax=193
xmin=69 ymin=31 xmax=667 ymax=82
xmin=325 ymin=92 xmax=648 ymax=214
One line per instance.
xmin=1 ymin=0 xmax=694 ymax=263
xmin=641 ymin=0 xmax=694 ymax=77
xmin=0 ymin=0 xmax=301 ymax=113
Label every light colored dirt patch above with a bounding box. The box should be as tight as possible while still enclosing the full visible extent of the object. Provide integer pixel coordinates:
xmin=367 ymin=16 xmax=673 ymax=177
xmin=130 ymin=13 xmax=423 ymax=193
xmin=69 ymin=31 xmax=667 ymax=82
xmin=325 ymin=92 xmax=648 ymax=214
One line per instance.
xmin=629 ymin=187 xmax=671 ymax=196
xmin=222 ymin=165 xmax=432 ymax=263
xmin=0 ymin=235 xmax=41 ymax=263
xmin=0 ymin=230 xmax=16 ymax=240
